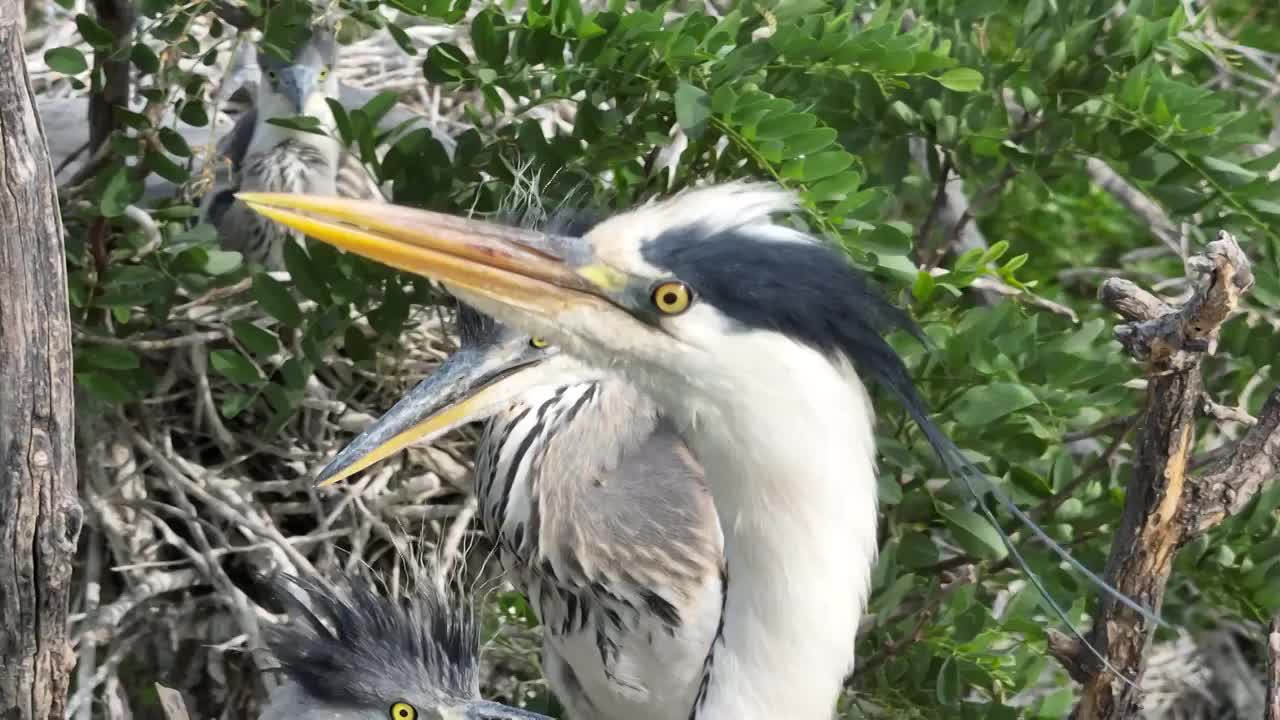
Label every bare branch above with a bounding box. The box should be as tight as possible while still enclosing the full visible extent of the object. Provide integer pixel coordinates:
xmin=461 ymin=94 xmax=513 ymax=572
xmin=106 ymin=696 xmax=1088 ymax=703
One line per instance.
xmin=1268 ymin=618 xmax=1280 ymax=720
xmin=1062 ymin=230 xmax=1268 ymax=718
xmin=1103 ymin=232 xmax=1255 ymax=370
xmin=1185 ymin=387 xmax=1280 ymax=533
xmin=1086 ymin=157 xmax=1184 ymax=258
xmin=1199 ymin=392 xmax=1259 ymax=427
xmin=968 ymin=276 xmax=1080 ymax=323
xmin=1098 ymin=278 xmax=1172 ymax=323
xmin=155 ymin=684 xmax=193 ymax=720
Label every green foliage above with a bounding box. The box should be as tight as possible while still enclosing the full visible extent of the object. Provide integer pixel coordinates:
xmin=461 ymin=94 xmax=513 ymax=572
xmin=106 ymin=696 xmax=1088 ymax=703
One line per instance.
xmin=54 ymin=0 xmax=1280 ymax=715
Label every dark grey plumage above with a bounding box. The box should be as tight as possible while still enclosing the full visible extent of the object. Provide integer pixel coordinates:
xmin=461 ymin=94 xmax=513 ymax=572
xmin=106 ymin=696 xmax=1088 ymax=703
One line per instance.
xmin=259 ymin=574 xmax=551 ymax=719
xmin=203 ymin=24 xmax=385 ymax=270
xmin=265 ymin=575 xmax=479 ymax=707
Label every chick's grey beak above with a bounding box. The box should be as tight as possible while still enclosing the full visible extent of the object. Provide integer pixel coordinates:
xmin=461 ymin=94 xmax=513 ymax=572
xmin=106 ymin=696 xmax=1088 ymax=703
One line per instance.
xmin=460 ymin=700 xmax=554 ymax=720
xmin=278 ymin=65 xmax=318 ymax=114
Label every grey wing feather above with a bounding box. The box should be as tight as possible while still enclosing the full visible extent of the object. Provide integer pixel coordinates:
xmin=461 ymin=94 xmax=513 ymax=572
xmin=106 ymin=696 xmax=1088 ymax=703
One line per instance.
xmin=335 ymin=147 xmax=387 ymax=201
xmin=219 ymin=108 xmax=258 ymax=174
xmin=541 ymin=412 xmax=722 ymax=610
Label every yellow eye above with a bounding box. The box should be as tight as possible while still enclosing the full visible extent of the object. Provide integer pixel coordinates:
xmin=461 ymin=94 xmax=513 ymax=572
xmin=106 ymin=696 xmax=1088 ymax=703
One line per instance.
xmin=319 ymin=67 xmax=329 ymax=79
xmin=389 ymin=702 xmax=416 ymax=720
xmin=651 ymin=280 xmax=692 ymax=315
xmin=529 ymin=337 xmax=549 ymax=349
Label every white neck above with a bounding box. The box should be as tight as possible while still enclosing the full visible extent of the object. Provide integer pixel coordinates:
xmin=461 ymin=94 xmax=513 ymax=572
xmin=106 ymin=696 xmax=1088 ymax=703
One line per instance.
xmin=676 ymin=346 xmax=879 ymax=720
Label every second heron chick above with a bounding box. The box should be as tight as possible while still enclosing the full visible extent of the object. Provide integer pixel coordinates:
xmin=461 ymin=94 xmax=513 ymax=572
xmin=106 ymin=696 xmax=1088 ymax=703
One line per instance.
xmin=260 ymin=573 xmax=551 ymax=720
xmin=314 ymin=303 xmax=726 ymax=720
xmin=204 ymin=23 xmax=383 ymax=270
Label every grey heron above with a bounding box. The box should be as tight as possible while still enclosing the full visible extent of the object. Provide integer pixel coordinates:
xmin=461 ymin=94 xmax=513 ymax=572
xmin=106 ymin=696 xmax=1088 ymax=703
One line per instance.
xmin=261 ymin=573 xmax=552 ymax=719
xmin=201 ymin=23 xmax=383 ymax=270
xmin=311 ymin=299 xmax=726 ymax=720
xmin=240 ymin=182 xmax=1158 ymax=718
xmin=302 ymin=203 xmax=725 ymax=720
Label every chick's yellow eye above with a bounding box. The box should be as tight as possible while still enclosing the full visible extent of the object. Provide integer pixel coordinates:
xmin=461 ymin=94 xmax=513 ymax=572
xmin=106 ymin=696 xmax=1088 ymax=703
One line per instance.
xmin=529 ymin=337 xmax=549 ymax=349
xmin=651 ymin=281 xmax=692 ymax=315
xmin=390 ymin=701 xmax=416 ymax=720
xmin=319 ymin=67 xmax=329 ymax=79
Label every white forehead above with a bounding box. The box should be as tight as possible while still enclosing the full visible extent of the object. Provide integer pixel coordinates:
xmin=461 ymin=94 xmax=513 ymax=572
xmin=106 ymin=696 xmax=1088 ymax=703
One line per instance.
xmin=582 ymin=181 xmax=810 ymax=273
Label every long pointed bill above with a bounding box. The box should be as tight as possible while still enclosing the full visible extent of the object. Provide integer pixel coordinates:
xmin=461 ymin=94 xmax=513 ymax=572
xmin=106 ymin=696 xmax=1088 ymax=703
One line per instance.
xmin=316 ymin=345 xmax=560 ymax=487
xmin=455 ymin=700 xmax=554 ymax=720
xmin=235 ymin=194 xmax=616 ymax=319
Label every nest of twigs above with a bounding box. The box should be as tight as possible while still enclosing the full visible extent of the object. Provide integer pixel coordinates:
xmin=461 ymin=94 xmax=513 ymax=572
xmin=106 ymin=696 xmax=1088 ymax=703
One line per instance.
xmin=31 ymin=7 xmax=558 ymax=717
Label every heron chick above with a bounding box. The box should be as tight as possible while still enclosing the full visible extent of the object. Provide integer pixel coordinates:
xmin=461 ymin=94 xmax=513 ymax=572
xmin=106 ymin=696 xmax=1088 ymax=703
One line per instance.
xmin=203 ymin=24 xmax=382 ymax=270
xmin=260 ymin=574 xmax=551 ymax=720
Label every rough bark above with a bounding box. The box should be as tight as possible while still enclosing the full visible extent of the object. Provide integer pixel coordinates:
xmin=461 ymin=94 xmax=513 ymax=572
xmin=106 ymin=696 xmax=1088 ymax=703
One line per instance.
xmin=1049 ymin=232 xmax=1277 ymax=719
xmin=0 ymin=0 xmax=84 ymax=717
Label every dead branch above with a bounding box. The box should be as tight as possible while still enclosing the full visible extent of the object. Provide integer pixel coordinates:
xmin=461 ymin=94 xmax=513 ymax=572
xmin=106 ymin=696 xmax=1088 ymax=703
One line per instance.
xmin=1185 ymin=387 xmax=1280 ymax=532
xmin=1086 ymin=158 xmax=1184 ymax=259
xmin=1051 ymin=231 xmax=1279 ymax=719
xmin=1268 ymin=618 xmax=1280 ymax=720
xmin=155 ymin=684 xmax=194 ymax=720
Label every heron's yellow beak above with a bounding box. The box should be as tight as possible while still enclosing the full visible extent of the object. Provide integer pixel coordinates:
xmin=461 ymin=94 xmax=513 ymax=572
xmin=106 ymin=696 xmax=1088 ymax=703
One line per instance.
xmin=234 ymin=194 xmax=615 ymax=318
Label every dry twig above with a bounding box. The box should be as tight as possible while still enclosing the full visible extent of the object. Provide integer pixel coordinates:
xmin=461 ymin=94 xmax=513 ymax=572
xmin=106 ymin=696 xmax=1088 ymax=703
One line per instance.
xmin=1047 ymin=232 xmax=1279 ymax=719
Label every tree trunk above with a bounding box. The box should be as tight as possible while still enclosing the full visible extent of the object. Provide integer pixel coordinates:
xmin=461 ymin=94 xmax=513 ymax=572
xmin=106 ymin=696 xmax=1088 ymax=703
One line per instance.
xmin=0 ymin=0 xmax=84 ymax=717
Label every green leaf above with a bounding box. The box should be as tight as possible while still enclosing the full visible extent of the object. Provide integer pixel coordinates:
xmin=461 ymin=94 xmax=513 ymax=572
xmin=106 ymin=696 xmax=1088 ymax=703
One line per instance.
xmin=387 ymin=23 xmax=419 ymax=55
xmin=423 ymin=43 xmax=470 ymax=82
xmin=360 ymin=91 xmax=400 ymax=128
xmin=76 ymin=370 xmax=132 ymax=403
xmin=75 ymin=14 xmax=115 ymax=48
xmin=100 ymin=168 xmax=139 ymax=218
xmin=45 ymin=47 xmax=88 ymax=75
xmin=859 ymin=224 xmax=912 ymax=255
xmin=202 ymin=250 xmax=243 ymax=276
xmin=232 ymin=320 xmax=281 ymax=356
xmin=674 ymin=82 xmax=711 ymax=141
xmin=784 ymin=127 xmax=837 ymax=156
xmin=756 ymin=112 xmax=816 ymax=140
xmin=935 ymin=655 xmax=961 ymax=705
xmin=210 ymin=349 xmax=262 ymax=384
xmin=79 ymin=345 xmax=141 ymax=370
xmin=265 ymin=115 xmax=328 ymax=136
xmin=1202 ymin=156 xmax=1258 ymax=183
xmin=936 ymin=67 xmax=984 ymax=92
xmin=252 ymin=272 xmax=303 ymax=328
xmin=898 ymin=533 xmax=940 ymax=568
xmin=178 ymin=100 xmax=208 ymax=127
xmin=950 ymin=383 xmax=1039 ymax=425
xmin=798 ymin=150 xmax=854 ymax=181
xmin=158 ymin=128 xmax=192 ymax=157
xmin=283 ymin=242 xmax=330 ymax=304
xmin=220 ymin=392 xmax=256 ymax=419
xmin=711 ymin=85 xmax=737 ymax=115
xmin=343 ymin=326 xmax=375 ymax=364
xmin=131 ymin=42 xmax=160 ymax=74
xmin=471 ymin=9 xmax=509 ymax=67
xmin=941 ymin=506 xmax=1009 ymax=561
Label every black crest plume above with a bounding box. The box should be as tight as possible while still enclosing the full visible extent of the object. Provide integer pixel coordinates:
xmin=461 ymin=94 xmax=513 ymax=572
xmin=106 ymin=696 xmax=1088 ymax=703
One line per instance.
xmin=264 ymin=574 xmax=480 ymax=705
xmin=643 ymin=208 xmax=1160 ymax=688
